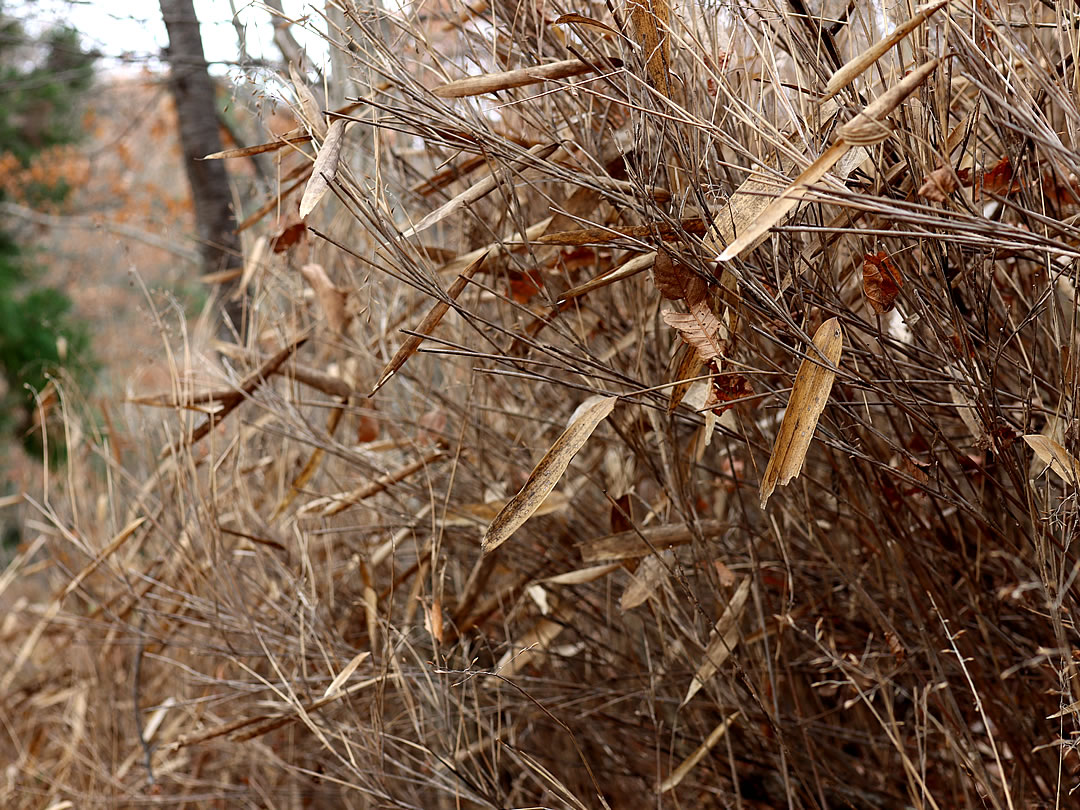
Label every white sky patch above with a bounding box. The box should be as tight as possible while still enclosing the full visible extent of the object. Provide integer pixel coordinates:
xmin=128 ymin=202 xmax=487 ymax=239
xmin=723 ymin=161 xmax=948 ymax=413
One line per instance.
xmin=10 ymin=0 xmax=329 ymax=75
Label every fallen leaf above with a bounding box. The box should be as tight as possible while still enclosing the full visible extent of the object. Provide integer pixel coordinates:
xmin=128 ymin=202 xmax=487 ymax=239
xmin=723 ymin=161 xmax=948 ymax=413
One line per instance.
xmin=705 ymin=373 xmax=754 ymax=414
xmin=1024 ymin=434 xmax=1079 ymax=486
xmin=299 ymin=118 xmax=347 ymax=220
xmin=270 ymin=219 xmax=308 ymax=253
xmin=981 ymin=156 xmax=1017 ymax=197
xmin=482 ymin=396 xmax=616 ymax=552
xmin=759 ymin=318 xmax=843 ymax=508
xmin=653 ymin=248 xmax=706 ymax=301
xmin=371 ymin=252 xmax=487 ymax=395
xmin=918 ymin=166 xmax=959 ymax=201
xmin=300 ymin=263 xmax=350 ymax=334
xmin=683 ymin=578 xmax=751 ymax=704
xmin=662 ymin=301 xmax=726 ymax=364
xmin=863 ymin=251 xmax=904 ymax=314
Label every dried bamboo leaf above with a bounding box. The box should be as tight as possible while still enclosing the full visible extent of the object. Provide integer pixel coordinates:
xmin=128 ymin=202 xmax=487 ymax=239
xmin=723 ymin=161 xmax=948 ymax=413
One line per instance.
xmin=837 ymin=58 xmax=942 ymax=146
xmin=482 ymin=396 xmax=617 ymax=552
xmin=202 ymin=134 xmax=313 ymax=160
xmin=1024 ymin=435 xmax=1079 ymax=486
xmin=759 ymin=318 xmax=843 ymax=509
xmin=401 ymin=142 xmax=559 ymax=238
xmin=668 ymin=342 xmax=705 ymax=413
xmin=683 ymin=577 xmax=751 ymax=705
xmin=659 ymin=712 xmax=741 ymax=792
xmin=289 ymin=62 xmax=325 ymax=136
xmin=542 ymin=562 xmax=622 ymax=585
xmin=628 ymin=0 xmax=671 ymax=96
xmin=432 ymin=58 xmax=609 ymax=98
xmin=300 ymin=263 xmax=350 ymax=334
xmin=553 ymin=13 xmax=624 ymax=40
xmin=822 ymin=0 xmax=949 ymax=101
xmin=371 ymin=251 xmax=488 ymax=395
xmin=537 ymin=218 xmax=707 ymax=246
xmin=620 ymin=553 xmax=670 ymax=610
xmin=558 ymin=251 xmax=655 ymax=302
xmin=322 ymin=650 xmax=371 ymax=698
xmin=580 ymin=519 xmax=728 ymax=562
xmin=719 ymin=60 xmax=939 ymax=262
xmin=717 ymin=141 xmax=849 ymax=262
xmin=299 ymin=118 xmax=347 ymax=220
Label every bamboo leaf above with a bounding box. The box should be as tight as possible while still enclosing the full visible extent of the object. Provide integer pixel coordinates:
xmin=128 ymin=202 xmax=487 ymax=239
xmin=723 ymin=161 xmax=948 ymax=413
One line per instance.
xmin=289 ymin=62 xmax=325 ymax=136
xmin=628 ymin=0 xmax=671 ymax=96
xmin=1024 ymin=434 xmax=1079 ymax=486
xmin=822 ymin=0 xmax=949 ymax=101
xmin=659 ymin=712 xmax=741 ymax=792
xmin=371 ymin=251 xmax=488 ymax=395
xmin=683 ymin=578 xmax=751 ymax=705
xmin=300 ymin=263 xmax=350 ymax=334
xmin=299 ymin=118 xmax=347 ymax=220
xmin=482 ymin=396 xmax=617 ymax=552
xmin=759 ymin=318 xmax=843 ymax=508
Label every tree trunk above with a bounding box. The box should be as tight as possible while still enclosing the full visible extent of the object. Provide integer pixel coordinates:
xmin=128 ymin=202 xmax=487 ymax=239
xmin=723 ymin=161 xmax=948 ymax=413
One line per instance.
xmin=158 ymin=0 xmax=242 ymax=330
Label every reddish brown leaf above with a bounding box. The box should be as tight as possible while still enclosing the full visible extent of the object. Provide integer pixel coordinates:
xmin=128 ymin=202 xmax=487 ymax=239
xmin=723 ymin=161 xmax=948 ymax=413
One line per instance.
xmin=509 ymin=267 xmax=544 ymax=303
xmin=705 ymin=373 xmax=754 ymax=414
xmin=270 ymin=220 xmax=308 ymax=253
xmin=653 ymin=248 xmax=706 ymax=302
xmin=611 ymin=493 xmax=633 ymax=534
xmin=863 ymin=251 xmax=904 ymax=314
xmin=917 ymin=166 xmax=958 ymax=202
xmin=981 ymin=156 xmax=1016 ymax=196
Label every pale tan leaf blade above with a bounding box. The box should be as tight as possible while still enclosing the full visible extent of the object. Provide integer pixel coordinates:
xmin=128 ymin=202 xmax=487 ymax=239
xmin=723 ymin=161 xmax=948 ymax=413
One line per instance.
xmin=400 ymin=142 xmax=559 ymax=239
xmin=482 ymin=396 xmax=617 ymax=552
xmin=557 ymin=251 xmax=655 ymax=302
xmin=717 ymin=141 xmax=849 ymax=262
xmin=822 ymin=0 xmax=949 ymax=101
xmin=432 ymin=58 xmax=601 ymax=98
xmin=683 ymin=578 xmax=751 ymax=705
xmin=300 ymin=263 xmax=350 ymax=334
xmin=371 ymin=252 xmax=488 ymax=396
xmin=759 ymin=318 xmax=843 ymax=508
xmin=289 ymin=61 xmax=325 ymax=136
xmin=299 ymin=118 xmax=347 ymax=220
xmin=542 ymin=562 xmax=622 ymax=585
xmin=322 ymin=650 xmax=371 ymax=698
xmin=1024 ymin=435 xmax=1079 ymax=486
xmin=579 ymin=519 xmax=728 ymax=562
xmin=202 ymin=134 xmax=312 ymax=160
xmin=620 ymin=553 xmax=670 ymax=610
xmin=659 ymin=712 xmax=741 ymax=793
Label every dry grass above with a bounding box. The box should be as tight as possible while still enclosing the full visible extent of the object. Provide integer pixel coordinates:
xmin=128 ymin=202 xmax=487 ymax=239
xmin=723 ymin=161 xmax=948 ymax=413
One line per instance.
xmin=5 ymin=0 xmax=1080 ymax=807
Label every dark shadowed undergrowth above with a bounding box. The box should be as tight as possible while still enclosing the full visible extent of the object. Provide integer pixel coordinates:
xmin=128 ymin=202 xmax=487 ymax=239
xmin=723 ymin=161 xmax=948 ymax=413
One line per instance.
xmin=5 ymin=1 xmax=1080 ymax=807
